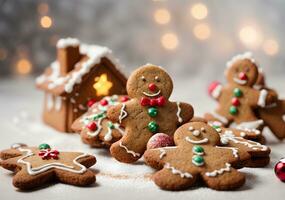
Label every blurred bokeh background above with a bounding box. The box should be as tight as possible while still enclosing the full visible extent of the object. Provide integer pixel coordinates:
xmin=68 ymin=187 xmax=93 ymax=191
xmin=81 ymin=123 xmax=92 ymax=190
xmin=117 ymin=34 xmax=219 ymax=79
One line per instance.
xmin=0 ymin=0 xmax=284 ymax=80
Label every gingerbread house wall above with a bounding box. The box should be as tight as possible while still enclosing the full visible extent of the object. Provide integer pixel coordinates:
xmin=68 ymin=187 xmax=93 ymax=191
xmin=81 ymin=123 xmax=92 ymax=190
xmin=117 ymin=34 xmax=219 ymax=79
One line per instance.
xmin=42 ymin=92 xmax=69 ymax=132
xmin=65 ymin=58 xmax=127 ymax=132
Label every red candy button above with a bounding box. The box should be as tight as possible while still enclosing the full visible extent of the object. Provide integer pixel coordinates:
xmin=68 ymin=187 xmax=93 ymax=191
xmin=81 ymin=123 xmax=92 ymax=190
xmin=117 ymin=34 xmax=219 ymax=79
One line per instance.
xmin=100 ymin=99 xmax=108 ymax=106
xmin=140 ymin=97 xmax=150 ymax=106
xmin=87 ymin=99 xmax=96 ymax=107
xmin=87 ymin=122 xmax=97 ymax=131
xmin=231 ymin=97 xmax=240 ymax=106
xmin=121 ymin=96 xmax=129 ymax=102
xmin=148 ymin=83 xmax=157 ymax=92
xmin=157 ymin=96 xmax=166 ymax=106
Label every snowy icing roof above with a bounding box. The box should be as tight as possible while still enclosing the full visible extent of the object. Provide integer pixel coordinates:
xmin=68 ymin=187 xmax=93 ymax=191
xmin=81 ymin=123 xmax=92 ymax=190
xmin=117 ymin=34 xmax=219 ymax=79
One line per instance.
xmin=36 ymin=38 xmax=126 ymax=96
xmin=226 ymin=52 xmax=256 ymax=68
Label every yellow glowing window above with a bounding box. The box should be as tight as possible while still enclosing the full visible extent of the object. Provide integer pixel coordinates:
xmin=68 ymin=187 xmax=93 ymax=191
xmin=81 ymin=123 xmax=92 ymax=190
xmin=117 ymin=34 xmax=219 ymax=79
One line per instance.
xmin=93 ymin=73 xmax=113 ymax=96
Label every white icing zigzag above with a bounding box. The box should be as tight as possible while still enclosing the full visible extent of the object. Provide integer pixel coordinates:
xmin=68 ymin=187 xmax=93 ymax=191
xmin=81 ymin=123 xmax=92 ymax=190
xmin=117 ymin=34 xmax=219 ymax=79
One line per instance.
xmin=119 ymin=103 xmax=128 ymax=123
xmin=119 ymin=142 xmax=140 ymax=157
xmin=205 ymin=163 xmax=231 ymax=177
xmin=164 ymin=163 xmax=193 ymax=178
xmin=17 ymin=148 xmax=88 ymax=175
xmin=226 ymin=52 xmax=255 ymax=68
xmin=215 ymin=146 xmax=239 ymax=158
xmin=176 ymin=102 xmax=183 ymax=123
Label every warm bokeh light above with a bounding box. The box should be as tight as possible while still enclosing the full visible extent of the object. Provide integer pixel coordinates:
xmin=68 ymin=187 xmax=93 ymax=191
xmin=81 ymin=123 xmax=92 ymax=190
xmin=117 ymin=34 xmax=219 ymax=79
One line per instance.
xmin=191 ymin=3 xmax=208 ymax=20
xmin=154 ymin=8 xmax=171 ymax=24
xmin=38 ymin=3 xmax=49 ymax=15
xmin=40 ymin=16 xmax=53 ymax=28
xmin=193 ymin=23 xmax=211 ymax=40
xmin=239 ymin=26 xmax=263 ymax=48
xmin=93 ymin=74 xmax=113 ymax=96
xmin=263 ymin=39 xmax=279 ymax=56
xmin=0 ymin=48 xmax=7 ymax=60
xmin=16 ymin=58 xmax=32 ymax=75
xmin=161 ymin=33 xmax=179 ymax=50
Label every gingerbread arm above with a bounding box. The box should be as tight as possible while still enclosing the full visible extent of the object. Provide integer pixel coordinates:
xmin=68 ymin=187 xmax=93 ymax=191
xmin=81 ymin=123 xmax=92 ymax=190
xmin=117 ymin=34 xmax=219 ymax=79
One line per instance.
xmin=208 ymin=81 xmax=224 ymax=101
xmin=176 ymin=102 xmax=194 ymax=124
xmin=250 ymin=88 xmax=277 ymax=108
xmin=107 ymin=103 xmax=128 ymax=125
xmin=144 ymin=147 xmax=178 ymax=169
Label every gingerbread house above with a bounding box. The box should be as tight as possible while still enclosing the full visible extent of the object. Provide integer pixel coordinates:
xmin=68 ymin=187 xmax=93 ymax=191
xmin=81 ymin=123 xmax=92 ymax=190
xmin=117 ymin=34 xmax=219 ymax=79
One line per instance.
xmin=36 ymin=38 xmax=127 ymax=132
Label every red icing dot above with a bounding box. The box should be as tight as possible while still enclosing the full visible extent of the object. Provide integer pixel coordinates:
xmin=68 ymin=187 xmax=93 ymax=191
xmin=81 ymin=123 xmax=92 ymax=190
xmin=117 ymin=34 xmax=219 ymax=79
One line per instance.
xmin=239 ymin=72 xmax=248 ymax=80
xmin=121 ymin=96 xmax=129 ymax=102
xmin=148 ymin=83 xmax=157 ymax=92
xmin=140 ymin=97 xmax=150 ymax=106
xmin=87 ymin=99 xmax=96 ymax=107
xmin=231 ymin=97 xmax=240 ymax=106
xmin=157 ymin=96 xmax=166 ymax=106
xmin=208 ymin=81 xmax=221 ymax=96
xmin=87 ymin=122 xmax=97 ymax=131
xmin=100 ymin=99 xmax=108 ymax=106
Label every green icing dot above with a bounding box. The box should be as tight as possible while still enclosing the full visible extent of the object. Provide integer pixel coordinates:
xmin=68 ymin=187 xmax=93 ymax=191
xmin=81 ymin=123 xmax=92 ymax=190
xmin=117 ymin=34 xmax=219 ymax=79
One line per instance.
xmin=148 ymin=121 xmax=159 ymax=133
xmin=108 ymin=122 xmax=115 ymax=129
xmin=229 ymin=106 xmax=238 ymax=115
xmin=193 ymin=145 xmax=204 ymax=154
xmin=212 ymin=125 xmax=220 ymax=130
xmin=148 ymin=107 xmax=158 ymax=117
xmin=192 ymin=155 xmax=204 ymax=165
xmin=39 ymin=143 xmax=50 ymax=150
xmin=233 ymin=88 xmax=243 ymax=97
xmin=93 ymin=113 xmax=106 ymax=120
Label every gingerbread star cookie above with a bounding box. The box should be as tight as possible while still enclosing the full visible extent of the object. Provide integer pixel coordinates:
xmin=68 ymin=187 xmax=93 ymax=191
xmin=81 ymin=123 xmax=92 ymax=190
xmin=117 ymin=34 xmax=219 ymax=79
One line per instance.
xmin=107 ymin=64 xmax=194 ymax=163
xmin=205 ymin=52 xmax=277 ymax=132
xmin=72 ymin=95 xmax=129 ymax=147
xmin=0 ymin=143 xmax=96 ymax=190
xmin=144 ymin=122 xmax=249 ymax=191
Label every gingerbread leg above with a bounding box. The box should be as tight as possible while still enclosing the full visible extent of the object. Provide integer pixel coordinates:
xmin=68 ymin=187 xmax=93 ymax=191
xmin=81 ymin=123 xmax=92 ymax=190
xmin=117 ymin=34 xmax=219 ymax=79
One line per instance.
xmin=201 ymin=168 xmax=245 ymax=190
xmin=153 ymin=168 xmax=196 ymax=191
xmin=55 ymin=170 xmax=95 ymax=186
xmin=13 ymin=170 xmax=55 ymax=190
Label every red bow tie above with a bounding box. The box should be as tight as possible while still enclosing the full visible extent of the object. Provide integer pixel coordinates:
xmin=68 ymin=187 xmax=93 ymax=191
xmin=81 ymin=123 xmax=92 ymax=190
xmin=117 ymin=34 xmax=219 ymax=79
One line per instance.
xmin=38 ymin=149 xmax=59 ymax=160
xmin=140 ymin=96 xmax=166 ymax=107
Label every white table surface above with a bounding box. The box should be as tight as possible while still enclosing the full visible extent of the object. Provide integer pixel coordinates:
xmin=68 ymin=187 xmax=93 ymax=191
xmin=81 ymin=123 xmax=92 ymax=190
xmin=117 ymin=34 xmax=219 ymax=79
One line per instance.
xmin=0 ymin=77 xmax=285 ymax=200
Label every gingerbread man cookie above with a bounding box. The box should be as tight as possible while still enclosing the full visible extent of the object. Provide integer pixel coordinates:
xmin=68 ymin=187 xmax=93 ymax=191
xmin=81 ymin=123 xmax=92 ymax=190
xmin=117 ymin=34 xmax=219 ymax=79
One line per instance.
xmin=72 ymin=95 xmax=129 ymax=147
xmin=144 ymin=121 xmax=249 ymax=191
xmin=0 ymin=143 xmax=96 ymax=190
xmin=206 ymin=52 xmax=276 ymax=131
xmin=107 ymin=64 xmax=194 ymax=163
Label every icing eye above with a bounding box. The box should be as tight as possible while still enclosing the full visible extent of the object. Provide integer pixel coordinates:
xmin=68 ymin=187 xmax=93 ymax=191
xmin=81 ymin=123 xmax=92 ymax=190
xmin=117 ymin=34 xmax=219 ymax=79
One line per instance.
xmin=141 ymin=76 xmax=146 ymax=82
xmin=155 ymin=76 xmax=160 ymax=82
xmin=189 ymin=126 xmax=194 ymax=131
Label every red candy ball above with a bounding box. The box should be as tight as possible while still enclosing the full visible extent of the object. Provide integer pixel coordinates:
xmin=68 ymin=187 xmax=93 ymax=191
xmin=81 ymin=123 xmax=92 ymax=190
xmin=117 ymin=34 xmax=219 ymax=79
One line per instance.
xmin=147 ymin=133 xmax=174 ymax=149
xmin=148 ymin=83 xmax=157 ymax=92
xmin=231 ymin=97 xmax=240 ymax=106
xmin=140 ymin=97 xmax=150 ymax=106
xmin=100 ymin=99 xmax=108 ymax=106
xmin=87 ymin=99 xmax=96 ymax=107
xmin=121 ymin=96 xmax=129 ymax=102
xmin=157 ymin=96 xmax=166 ymax=106
xmin=208 ymin=81 xmax=221 ymax=96
xmin=275 ymin=158 xmax=285 ymax=182
xmin=239 ymin=72 xmax=248 ymax=80
xmin=87 ymin=122 xmax=97 ymax=131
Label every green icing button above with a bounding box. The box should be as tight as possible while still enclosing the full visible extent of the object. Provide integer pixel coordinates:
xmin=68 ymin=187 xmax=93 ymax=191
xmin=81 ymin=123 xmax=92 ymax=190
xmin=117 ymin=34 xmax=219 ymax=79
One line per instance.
xmin=148 ymin=121 xmax=159 ymax=133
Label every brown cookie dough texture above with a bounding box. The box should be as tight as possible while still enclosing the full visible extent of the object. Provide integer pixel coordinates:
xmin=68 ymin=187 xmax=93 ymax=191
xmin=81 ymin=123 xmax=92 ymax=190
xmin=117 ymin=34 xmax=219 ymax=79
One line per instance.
xmin=0 ymin=143 xmax=96 ymax=190
xmin=144 ymin=121 xmax=248 ymax=191
xmin=205 ymin=52 xmax=277 ymax=137
xmin=107 ymin=64 xmax=194 ymax=163
xmin=72 ymin=95 xmax=129 ymax=147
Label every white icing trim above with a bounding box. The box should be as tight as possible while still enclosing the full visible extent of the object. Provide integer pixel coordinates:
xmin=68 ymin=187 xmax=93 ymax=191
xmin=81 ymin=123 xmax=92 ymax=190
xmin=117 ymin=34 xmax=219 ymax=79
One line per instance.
xmin=253 ymin=84 xmax=262 ymax=90
xmin=119 ymin=142 xmax=140 ymax=157
xmin=212 ymin=84 xmax=222 ymax=99
xmin=54 ymin=96 xmax=62 ymax=111
xmin=104 ymin=123 xmax=125 ymax=142
xmin=233 ymin=77 xmax=247 ymax=85
xmin=186 ymin=137 xmax=209 ymax=144
xmin=176 ymin=102 xmax=183 ymax=123
xmin=216 ymin=146 xmax=238 ymax=158
xmin=164 ymin=163 xmax=193 ymax=178
xmin=46 ymin=94 xmax=53 ymax=111
xmin=159 ymin=149 xmax=166 ymax=159
xmin=56 ymin=38 xmax=80 ymax=48
xmin=226 ymin=52 xmax=255 ymax=68
xmin=17 ymin=148 xmax=88 ymax=175
xmin=258 ymin=89 xmax=268 ymax=107
xmin=205 ymin=163 xmax=231 ymax=177
xmin=142 ymin=90 xmax=161 ymax=97
xmin=235 ymin=120 xmax=263 ymax=135
xmin=283 ymin=115 xmax=285 ymax=122
xmin=119 ymin=103 xmax=128 ymax=123
xmin=211 ymin=112 xmax=229 ymax=124
xmin=220 ymin=130 xmax=268 ymax=151
xmin=86 ymin=118 xmax=104 ymax=137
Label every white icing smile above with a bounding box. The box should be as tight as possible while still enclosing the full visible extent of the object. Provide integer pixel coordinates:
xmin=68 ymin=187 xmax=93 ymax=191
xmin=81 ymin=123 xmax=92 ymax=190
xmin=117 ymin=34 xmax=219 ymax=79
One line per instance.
xmin=186 ymin=137 xmax=209 ymax=144
xmin=142 ymin=90 xmax=161 ymax=97
xmin=233 ymin=77 xmax=247 ymax=85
